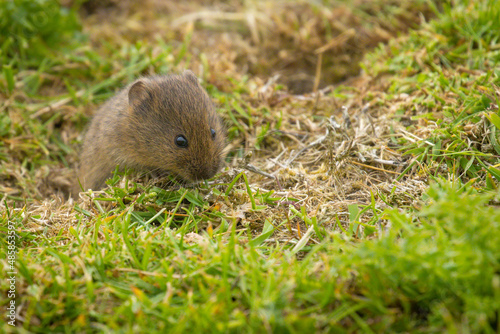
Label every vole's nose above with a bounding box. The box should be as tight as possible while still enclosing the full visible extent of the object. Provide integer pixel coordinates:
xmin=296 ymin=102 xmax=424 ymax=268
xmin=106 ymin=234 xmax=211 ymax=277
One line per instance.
xmin=191 ymin=162 xmax=219 ymax=181
xmin=195 ymin=168 xmax=216 ymax=180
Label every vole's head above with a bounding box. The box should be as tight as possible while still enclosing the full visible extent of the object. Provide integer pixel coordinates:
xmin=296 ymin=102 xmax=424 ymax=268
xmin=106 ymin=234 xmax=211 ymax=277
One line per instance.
xmin=123 ymin=71 xmax=226 ymax=182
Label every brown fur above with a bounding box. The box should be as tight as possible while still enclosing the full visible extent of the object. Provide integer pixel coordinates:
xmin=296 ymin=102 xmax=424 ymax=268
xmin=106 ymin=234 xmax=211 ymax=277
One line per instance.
xmin=76 ymin=71 xmax=226 ymax=194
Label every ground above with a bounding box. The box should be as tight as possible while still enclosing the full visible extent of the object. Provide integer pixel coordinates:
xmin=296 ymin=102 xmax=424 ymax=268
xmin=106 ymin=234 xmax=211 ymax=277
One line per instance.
xmin=0 ymin=0 xmax=499 ymax=333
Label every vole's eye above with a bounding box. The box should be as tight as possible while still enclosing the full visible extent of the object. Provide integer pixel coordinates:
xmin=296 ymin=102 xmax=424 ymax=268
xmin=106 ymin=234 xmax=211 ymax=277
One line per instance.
xmin=175 ymin=135 xmax=188 ymax=148
xmin=210 ymin=128 xmax=216 ymax=140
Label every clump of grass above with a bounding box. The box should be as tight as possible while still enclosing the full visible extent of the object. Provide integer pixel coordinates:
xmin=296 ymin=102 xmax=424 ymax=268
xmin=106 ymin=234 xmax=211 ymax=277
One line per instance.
xmin=329 ymin=180 xmax=500 ymax=332
xmin=362 ymin=0 xmax=500 ymax=190
xmin=0 ymin=0 xmax=82 ymax=69
xmin=2 ymin=180 xmax=498 ymax=332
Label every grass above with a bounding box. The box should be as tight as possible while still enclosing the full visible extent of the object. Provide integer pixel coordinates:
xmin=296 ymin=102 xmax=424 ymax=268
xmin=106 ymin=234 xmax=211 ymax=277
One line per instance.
xmin=1 ymin=0 xmax=499 ymax=332
xmin=363 ymin=0 xmax=500 ymax=189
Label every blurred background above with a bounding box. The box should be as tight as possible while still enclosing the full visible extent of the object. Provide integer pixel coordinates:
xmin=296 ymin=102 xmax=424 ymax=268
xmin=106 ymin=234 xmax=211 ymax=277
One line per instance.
xmin=2 ymin=0 xmax=434 ymax=93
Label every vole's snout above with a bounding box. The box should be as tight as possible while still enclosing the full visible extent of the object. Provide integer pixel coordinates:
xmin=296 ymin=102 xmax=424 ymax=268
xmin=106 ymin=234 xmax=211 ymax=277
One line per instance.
xmin=192 ymin=165 xmax=217 ymax=181
xmin=188 ymin=159 xmax=222 ymax=181
xmin=196 ymin=169 xmax=216 ymax=181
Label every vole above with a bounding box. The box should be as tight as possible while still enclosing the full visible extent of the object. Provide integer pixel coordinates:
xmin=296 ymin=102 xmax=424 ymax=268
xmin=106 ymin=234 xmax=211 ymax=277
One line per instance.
xmin=76 ymin=70 xmax=226 ymax=193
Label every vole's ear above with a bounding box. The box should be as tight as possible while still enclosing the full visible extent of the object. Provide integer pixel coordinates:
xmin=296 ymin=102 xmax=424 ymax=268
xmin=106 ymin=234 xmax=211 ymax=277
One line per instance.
xmin=128 ymin=80 xmax=151 ymax=107
xmin=183 ymin=70 xmax=199 ymax=86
